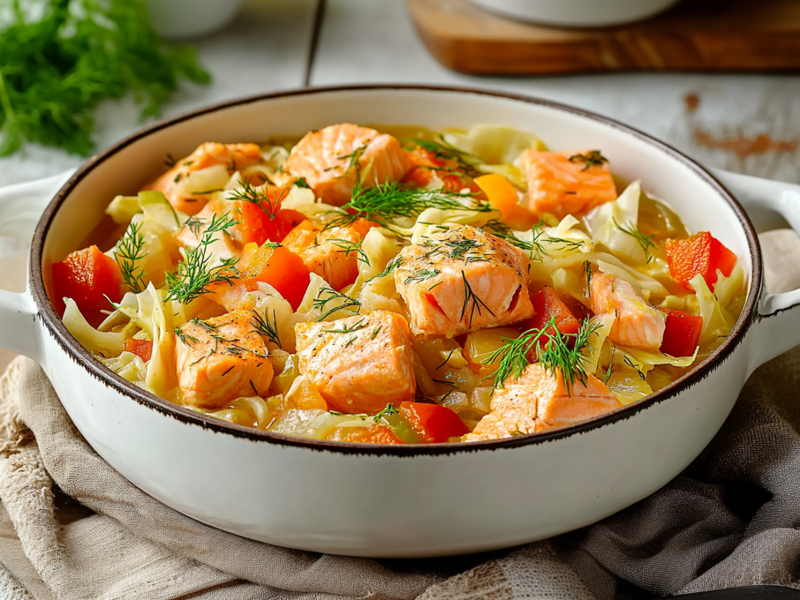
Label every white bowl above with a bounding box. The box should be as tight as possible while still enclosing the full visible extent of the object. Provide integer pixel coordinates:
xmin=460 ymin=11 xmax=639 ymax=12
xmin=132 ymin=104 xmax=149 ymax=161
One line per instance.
xmin=0 ymin=86 xmax=798 ymax=557
xmin=469 ymin=0 xmax=682 ymax=28
xmin=145 ymin=0 xmax=243 ymax=39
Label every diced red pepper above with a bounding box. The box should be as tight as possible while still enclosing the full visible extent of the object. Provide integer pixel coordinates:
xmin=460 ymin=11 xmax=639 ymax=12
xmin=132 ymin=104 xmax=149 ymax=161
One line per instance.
xmin=237 ymin=186 xmax=307 ymax=246
xmin=523 ymin=287 xmax=581 ymax=347
xmin=124 ymin=339 xmax=153 ymax=362
xmin=243 ymin=244 xmax=311 ymax=311
xmin=339 ymin=424 xmax=406 ymax=445
xmin=665 ymin=232 xmax=737 ymax=290
xmin=51 ymin=245 xmax=123 ymax=322
xmin=398 ymin=402 xmax=469 ymax=443
xmin=659 ymin=308 xmax=703 ymax=358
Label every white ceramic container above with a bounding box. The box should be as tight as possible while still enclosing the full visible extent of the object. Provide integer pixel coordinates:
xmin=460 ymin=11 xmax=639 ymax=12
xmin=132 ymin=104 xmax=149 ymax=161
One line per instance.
xmin=468 ymin=0 xmax=682 ymax=28
xmin=145 ymin=0 xmax=243 ymax=39
xmin=1 ymin=86 xmax=799 ymax=558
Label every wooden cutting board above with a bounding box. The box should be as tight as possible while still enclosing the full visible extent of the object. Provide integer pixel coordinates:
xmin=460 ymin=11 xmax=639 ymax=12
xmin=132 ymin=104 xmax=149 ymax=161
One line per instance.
xmin=407 ymin=0 xmax=800 ymax=75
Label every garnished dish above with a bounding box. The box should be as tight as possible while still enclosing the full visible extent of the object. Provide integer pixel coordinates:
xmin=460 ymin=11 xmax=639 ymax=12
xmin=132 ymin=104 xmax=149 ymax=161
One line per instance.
xmin=51 ymin=123 xmax=746 ymax=444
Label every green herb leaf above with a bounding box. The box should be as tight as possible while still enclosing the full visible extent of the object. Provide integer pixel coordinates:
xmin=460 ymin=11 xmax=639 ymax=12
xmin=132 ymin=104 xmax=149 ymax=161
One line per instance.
xmin=568 ymin=150 xmax=608 ymax=171
xmin=0 ymin=0 xmax=210 ymax=156
xmin=165 ymin=212 xmax=241 ymax=304
xmin=114 ymin=221 xmax=148 ymax=293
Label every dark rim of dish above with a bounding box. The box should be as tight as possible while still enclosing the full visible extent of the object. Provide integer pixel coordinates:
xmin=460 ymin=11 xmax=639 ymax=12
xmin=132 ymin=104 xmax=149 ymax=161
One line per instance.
xmin=29 ymin=84 xmax=763 ymax=456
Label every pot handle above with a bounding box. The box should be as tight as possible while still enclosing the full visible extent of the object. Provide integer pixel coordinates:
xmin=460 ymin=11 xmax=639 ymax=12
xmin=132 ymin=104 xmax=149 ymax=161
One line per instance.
xmin=0 ymin=170 xmax=74 ymax=361
xmin=711 ymin=168 xmax=800 ymax=368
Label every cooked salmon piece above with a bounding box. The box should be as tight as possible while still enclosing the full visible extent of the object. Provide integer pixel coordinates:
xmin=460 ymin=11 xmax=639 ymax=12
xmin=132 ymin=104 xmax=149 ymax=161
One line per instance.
xmin=282 ymin=221 xmax=362 ymax=291
xmin=519 ymin=149 xmax=617 ymax=220
xmin=294 ymin=310 xmax=416 ymax=414
xmin=394 ymin=225 xmax=534 ymax=338
xmin=282 ymin=124 xmax=412 ymax=205
xmin=465 ymin=364 xmax=621 ymax=440
xmin=590 ymin=271 xmax=665 ymax=350
xmin=175 ymin=310 xmax=273 ymax=409
xmin=145 ymin=143 xmax=262 ymax=215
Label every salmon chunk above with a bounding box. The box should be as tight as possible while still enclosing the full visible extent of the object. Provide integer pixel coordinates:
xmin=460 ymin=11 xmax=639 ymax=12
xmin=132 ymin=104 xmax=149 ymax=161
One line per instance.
xmin=175 ymin=310 xmax=273 ymax=409
xmin=519 ymin=149 xmax=617 ymax=220
xmin=145 ymin=143 xmax=262 ymax=215
xmin=465 ymin=364 xmax=621 ymax=440
xmin=394 ymin=225 xmax=534 ymax=338
xmin=282 ymin=124 xmax=412 ymax=205
xmin=282 ymin=221 xmax=362 ymax=291
xmin=294 ymin=310 xmax=416 ymax=414
xmin=590 ymin=271 xmax=665 ymax=350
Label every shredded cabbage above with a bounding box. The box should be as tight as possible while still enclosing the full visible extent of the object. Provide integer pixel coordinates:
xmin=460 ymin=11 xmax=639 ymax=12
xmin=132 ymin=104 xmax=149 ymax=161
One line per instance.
xmin=691 ymin=272 xmax=737 ymax=344
xmin=588 ymin=181 xmax=648 ymax=265
xmin=269 ymin=409 xmax=371 ymax=439
xmin=443 ymin=124 xmax=545 ymax=165
xmin=62 ymin=299 xmax=124 ymax=357
xmin=99 ymin=351 xmax=147 ymax=386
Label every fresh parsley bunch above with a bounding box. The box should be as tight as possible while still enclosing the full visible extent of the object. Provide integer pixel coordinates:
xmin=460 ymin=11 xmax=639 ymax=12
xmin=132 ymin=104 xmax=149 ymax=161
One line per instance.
xmin=0 ymin=0 xmax=210 ymax=156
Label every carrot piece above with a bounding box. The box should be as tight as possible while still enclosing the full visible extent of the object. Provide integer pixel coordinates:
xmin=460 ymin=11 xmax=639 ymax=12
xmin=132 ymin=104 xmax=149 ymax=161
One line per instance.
xmin=124 ymin=339 xmax=153 ymax=362
xmin=398 ymin=402 xmax=469 ymax=443
xmin=523 ymin=287 xmax=581 ymax=348
xmin=237 ymin=185 xmax=307 ymax=245
xmin=665 ymin=232 xmax=737 ymax=290
xmin=659 ymin=308 xmax=703 ymax=358
xmin=244 ymin=244 xmax=311 ymax=311
xmin=51 ymin=245 xmax=123 ymax=319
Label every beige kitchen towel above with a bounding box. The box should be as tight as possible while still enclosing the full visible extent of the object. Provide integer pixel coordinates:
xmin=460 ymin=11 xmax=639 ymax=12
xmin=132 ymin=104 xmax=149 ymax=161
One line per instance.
xmin=0 ymin=229 xmax=799 ymax=600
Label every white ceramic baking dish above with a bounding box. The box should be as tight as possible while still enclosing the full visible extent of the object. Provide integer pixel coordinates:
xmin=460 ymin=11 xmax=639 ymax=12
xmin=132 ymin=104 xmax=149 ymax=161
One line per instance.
xmin=0 ymin=86 xmax=798 ymax=558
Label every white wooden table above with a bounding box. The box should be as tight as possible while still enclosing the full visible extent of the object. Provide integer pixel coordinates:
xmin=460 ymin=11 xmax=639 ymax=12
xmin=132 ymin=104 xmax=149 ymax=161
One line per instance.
xmin=1 ymin=0 xmax=799 ymax=373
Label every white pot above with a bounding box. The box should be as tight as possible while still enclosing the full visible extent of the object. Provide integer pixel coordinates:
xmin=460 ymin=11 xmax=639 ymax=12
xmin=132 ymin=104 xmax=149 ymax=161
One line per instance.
xmin=0 ymin=86 xmax=798 ymax=558
xmin=468 ymin=0 xmax=682 ymax=28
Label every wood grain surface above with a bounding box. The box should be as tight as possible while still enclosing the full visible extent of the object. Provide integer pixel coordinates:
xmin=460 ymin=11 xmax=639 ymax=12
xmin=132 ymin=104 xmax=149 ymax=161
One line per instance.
xmin=407 ymin=0 xmax=800 ymax=75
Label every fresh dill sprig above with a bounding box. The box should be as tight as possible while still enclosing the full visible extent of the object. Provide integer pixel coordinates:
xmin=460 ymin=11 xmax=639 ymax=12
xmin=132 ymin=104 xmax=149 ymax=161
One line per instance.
xmin=312 ymin=286 xmax=361 ymax=321
xmin=365 ymin=255 xmax=402 ymax=283
xmin=404 ymin=269 xmax=440 ymax=285
xmin=603 ymin=344 xmax=616 ymax=384
xmin=165 ymin=212 xmax=241 ymax=304
xmin=460 ymin=270 xmax=495 ymax=327
xmin=374 ymin=403 xmax=399 ymax=422
xmin=584 ymin=261 xmax=593 ymax=298
xmin=344 ymin=336 xmax=358 ymax=348
xmin=174 ymin=326 xmax=199 ymax=346
xmin=404 ymin=136 xmax=480 ymax=176
xmin=185 ymin=216 xmax=205 ymax=237
xmin=251 ymin=309 xmax=282 ymax=347
xmin=485 ymin=316 xmax=601 ymax=395
xmin=114 ymin=221 xmax=148 ymax=293
xmin=294 ymin=177 xmax=312 ymax=189
xmin=326 ymin=146 xmax=367 ymax=174
xmin=164 ymin=153 xmax=177 ymax=168
xmin=228 ymin=180 xmax=285 ymax=220
xmin=568 ymin=150 xmax=608 ymax=171
xmin=612 ymin=218 xmax=656 ymax=262
xmin=327 ymin=319 xmax=367 ymax=334
xmin=0 ymin=0 xmax=210 ymax=157
xmin=624 ymin=355 xmax=647 ymax=381
xmin=328 ymin=182 xmax=492 ymax=230
xmin=370 ymin=325 xmax=382 ymax=340
xmin=329 ymin=238 xmax=370 ymax=265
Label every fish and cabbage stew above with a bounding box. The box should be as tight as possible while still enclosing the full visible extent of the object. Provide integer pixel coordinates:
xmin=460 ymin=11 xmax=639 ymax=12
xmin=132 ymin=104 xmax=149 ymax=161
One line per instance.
xmin=52 ymin=124 xmax=746 ymax=444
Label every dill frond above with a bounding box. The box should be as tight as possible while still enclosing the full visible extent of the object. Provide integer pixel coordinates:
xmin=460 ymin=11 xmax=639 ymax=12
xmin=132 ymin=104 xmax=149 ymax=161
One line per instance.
xmin=485 ymin=316 xmax=601 ymax=395
xmin=326 ymin=319 xmax=367 ymax=334
xmin=612 ymin=218 xmax=656 ymax=262
xmin=568 ymin=150 xmax=608 ymax=171
xmin=312 ymin=286 xmax=361 ymax=321
xmin=165 ymin=212 xmax=241 ymax=304
xmin=328 ymin=182 xmax=492 ymax=230
xmin=251 ymin=309 xmax=282 ymax=347
xmin=329 ymin=238 xmax=370 ymax=265
xmin=459 ymin=270 xmax=495 ymax=327
xmin=228 ymin=180 xmax=285 ymax=220
xmin=114 ymin=221 xmax=148 ymax=293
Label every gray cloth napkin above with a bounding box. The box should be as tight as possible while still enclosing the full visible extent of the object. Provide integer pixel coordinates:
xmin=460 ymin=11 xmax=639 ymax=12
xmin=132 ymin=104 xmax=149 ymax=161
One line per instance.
xmin=0 ymin=230 xmax=799 ymax=599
